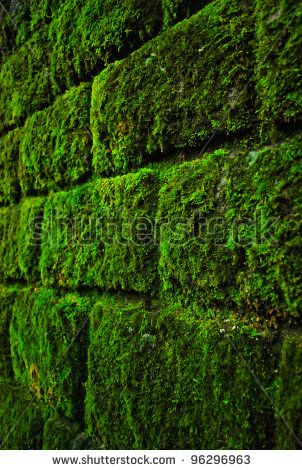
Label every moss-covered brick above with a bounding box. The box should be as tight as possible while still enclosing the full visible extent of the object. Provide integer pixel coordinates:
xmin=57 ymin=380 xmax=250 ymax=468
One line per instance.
xmin=0 ymin=205 xmax=21 ymax=280
xmin=48 ymin=0 xmax=209 ymax=90
xmin=19 ymin=83 xmax=92 ymax=196
xmin=0 ymin=197 xmax=45 ymax=281
xmin=91 ymin=0 xmax=256 ymax=175
xmin=0 ymin=1 xmax=27 ymax=65
xmin=0 ymin=1 xmax=33 ymax=65
xmin=0 ymin=379 xmax=43 ymax=450
xmin=256 ymin=0 xmax=302 ymax=135
xmin=0 ymin=1 xmax=64 ymax=64
xmin=0 ymin=285 xmax=19 ymax=378
xmin=157 ymin=133 xmax=302 ymax=320
xmin=275 ymin=331 xmax=302 ymax=449
xmin=85 ymin=296 xmax=275 ymax=449
xmin=40 ymin=169 xmax=158 ymax=292
xmin=0 ymin=28 xmax=53 ymax=135
xmin=0 ymin=129 xmax=21 ymax=206
xmin=10 ymin=287 xmax=97 ymax=437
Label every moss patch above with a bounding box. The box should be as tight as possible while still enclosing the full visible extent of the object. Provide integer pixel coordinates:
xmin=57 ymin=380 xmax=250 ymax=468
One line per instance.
xmin=275 ymin=331 xmax=302 ymax=449
xmin=85 ymin=295 xmax=275 ymax=449
xmin=48 ymin=0 xmax=208 ymax=90
xmin=0 ymin=285 xmax=18 ymax=378
xmin=157 ymin=134 xmax=302 ymax=320
xmin=0 ymin=197 xmax=45 ymax=281
xmin=0 ymin=129 xmax=21 ymax=206
xmin=91 ymin=0 xmax=256 ymax=175
xmin=256 ymin=0 xmax=302 ymax=135
xmin=0 ymin=379 xmax=43 ymax=450
xmin=0 ymin=29 xmax=53 ymax=134
xmin=19 ymin=83 xmax=91 ymax=195
xmin=40 ymin=169 xmax=158 ymax=292
xmin=10 ymin=287 xmax=97 ymax=428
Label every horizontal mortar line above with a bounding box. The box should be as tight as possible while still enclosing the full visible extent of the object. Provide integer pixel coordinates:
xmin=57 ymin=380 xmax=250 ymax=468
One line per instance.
xmin=0 ymin=129 xmax=260 ymax=209
xmin=0 ymin=280 xmax=153 ymax=299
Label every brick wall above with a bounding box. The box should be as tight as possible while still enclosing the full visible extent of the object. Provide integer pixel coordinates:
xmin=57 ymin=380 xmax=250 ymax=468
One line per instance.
xmin=0 ymin=0 xmax=301 ymax=449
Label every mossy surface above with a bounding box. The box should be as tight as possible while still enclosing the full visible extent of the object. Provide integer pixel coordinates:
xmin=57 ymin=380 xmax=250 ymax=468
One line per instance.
xmin=162 ymin=0 xmax=211 ymax=26
xmin=10 ymin=287 xmax=97 ymax=428
xmin=0 ymin=1 xmax=29 ymax=64
xmin=0 ymin=0 xmax=301 ymax=452
xmin=19 ymin=83 xmax=92 ymax=195
xmin=0 ymin=204 xmax=22 ymax=280
xmin=157 ymin=133 xmax=302 ymax=320
xmin=48 ymin=0 xmax=208 ymax=90
xmin=0 ymin=285 xmax=18 ymax=378
xmin=0 ymin=1 xmax=63 ymax=64
xmin=0 ymin=129 xmax=21 ymax=206
xmin=256 ymin=0 xmax=302 ymax=135
xmin=40 ymin=169 xmax=158 ymax=292
xmin=91 ymin=0 xmax=256 ymax=175
xmin=43 ymin=413 xmax=84 ymax=450
xmin=86 ymin=295 xmax=275 ymax=449
xmin=0 ymin=379 xmax=43 ymax=450
xmin=275 ymin=331 xmax=302 ymax=449
xmin=0 ymin=197 xmax=45 ymax=281
xmin=0 ymin=28 xmax=53 ymax=135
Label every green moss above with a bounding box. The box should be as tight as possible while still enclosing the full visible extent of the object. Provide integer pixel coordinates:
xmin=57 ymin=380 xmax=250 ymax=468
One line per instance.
xmin=0 ymin=129 xmax=21 ymax=205
xmin=85 ymin=295 xmax=275 ymax=449
xmin=40 ymin=169 xmax=158 ymax=292
xmin=19 ymin=83 xmax=91 ymax=195
xmin=0 ymin=28 xmax=53 ymax=134
xmin=48 ymin=0 xmax=161 ymax=90
xmin=157 ymin=133 xmax=302 ymax=320
xmin=0 ymin=285 xmax=18 ymax=378
xmin=0 ymin=379 xmax=43 ymax=450
xmin=275 ymin=331 xmax=302 ymax=449
xmin=0 ymin=197 xmax=45 ymax=281
xmin=0 ymin=205 xmax=21 ymax=280
xmin=43 ymin=411 xmax=94 ymax=450
xmin=91 ymin=0 xmax=256 ymax=175
xmin=1 ymin=1 xmax=208 ymax=125
xmin=48 ymin=0 xmax=207 ymax=90
xmin=256 ymin=0 xmax=302 ymax=135
xmin=162 ymin=1 xmax=211 ymax=26
xmin=0 ymin=1 xmax=63 ymax=64
xmin=10 ymin=287 xmax=97 ymax=427
xmin=18 ymin=197 xmax=45 ymax=280
xmin=0 ymin=1 xmax=29 ymax=64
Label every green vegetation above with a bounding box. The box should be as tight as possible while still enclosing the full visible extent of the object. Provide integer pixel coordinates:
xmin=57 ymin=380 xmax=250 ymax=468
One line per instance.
xmin=10 ymin=287 xmax=97 ymax=448
xmin=0 ymin=1 xmax=63 ymax=64
xmin=0 ymin=0 xmax=208 ymax=129
xmin=19 ymin=83 xmax=91 ymax=195
xmin=0 ymin=28 xmax=53 ymax=134
xmin=162 ymin=0 xmax=211 ymax=26
xmin=0 ymin=1 xmax=29 ymax=65
xmin=91 ymin=0 xmax=255 ymax=175
xmin=256 ymin=0 xmax=302 ymax=135
xmin=0 ymin=0 xmax=301 ymax=452
xmin=40 ymin=168 xmax=158 ymax=292
xmin=0 ymin=285 xmax=18 ymax=378
xmin=0 ymin=129 xmax=21 ymax=206
xmin=157 ymin=133 xmax=302 ymax=320
xmin=49 ymin=0 xmax=209 ymax=89
xmin=0 ymin=380 xmax=43 ymax=450
xmin=0 ymin=197 xmax=45 ymax=281
xmin=275 ymin=331 xmax=302 ymax=449
xmin=86 ymin=295 xmax=275 ymax=449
